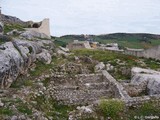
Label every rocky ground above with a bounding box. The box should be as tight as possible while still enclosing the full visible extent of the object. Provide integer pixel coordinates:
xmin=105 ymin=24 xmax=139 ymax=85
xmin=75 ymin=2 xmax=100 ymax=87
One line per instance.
xmin=0 ymin=17 xmax=160 ymax=120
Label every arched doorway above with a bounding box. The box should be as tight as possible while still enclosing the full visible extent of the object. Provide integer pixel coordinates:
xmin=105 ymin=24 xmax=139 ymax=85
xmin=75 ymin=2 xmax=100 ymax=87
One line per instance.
xmin=32 ymin=23 xmax=40 ymax=28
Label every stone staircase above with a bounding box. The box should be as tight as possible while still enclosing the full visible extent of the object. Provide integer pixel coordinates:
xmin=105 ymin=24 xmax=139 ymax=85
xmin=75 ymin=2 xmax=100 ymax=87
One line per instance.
xmin=49 ymin=74 xmax=114 ymax=105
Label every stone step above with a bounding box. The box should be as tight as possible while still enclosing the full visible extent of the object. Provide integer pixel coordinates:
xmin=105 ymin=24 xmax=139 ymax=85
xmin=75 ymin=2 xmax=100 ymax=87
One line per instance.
xmin=52 ymin=82 xmax=109 ymax=90
xmin=52 ymin=89 xmax=113 ymax=105
xmin=83 ymin=82 xmax=109 ymax=90
xmin=78 ymin=75 xmax=104 ymax=84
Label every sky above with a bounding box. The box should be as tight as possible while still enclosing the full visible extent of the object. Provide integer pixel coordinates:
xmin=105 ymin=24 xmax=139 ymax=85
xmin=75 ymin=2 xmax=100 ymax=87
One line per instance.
xmin=1 ymin=0 xmax=160 ymax=36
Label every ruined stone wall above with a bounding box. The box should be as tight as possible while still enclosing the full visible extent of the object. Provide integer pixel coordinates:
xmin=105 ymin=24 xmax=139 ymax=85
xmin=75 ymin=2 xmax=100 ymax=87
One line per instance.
xmin=124 ymin=49 xmax=144 ymax=57
xmin=25 ymin=19 xmax=51 ymax=38
xmin=49 ymin=73 xmax=124 ymax=105
xmin=143 ymin=45 xmax=160 ymax=60
xmin=124 ymin=45 xmax=160 ymax=60
xmin=67 ymin=43 xmax=86 ymax=50
xmin=49 ymin=70 xmax=132 ymax=105
xmin=102 ymin=70 xmax=130 ymax=99
xmin=125 ymin=95 xmax=160 ymax=107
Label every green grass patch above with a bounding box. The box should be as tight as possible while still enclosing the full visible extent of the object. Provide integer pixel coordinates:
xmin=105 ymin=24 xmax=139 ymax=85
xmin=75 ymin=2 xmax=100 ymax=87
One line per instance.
xmin=128 ymin=101 xmax=160 ymax=119
xmin=32 ymin=94 xmax=74 ymax=120
xmin=98 ymin=99 xmax=125 ymax=120
xmin=17 ymin=103 xmax=32 ymax=115
xmin=0 ymin=108 xmax=13 ymax=116
xmin=4 ymin=23 xmax=25 ymax=34
xmin=72 ymin=49 xmax=160 ymax=80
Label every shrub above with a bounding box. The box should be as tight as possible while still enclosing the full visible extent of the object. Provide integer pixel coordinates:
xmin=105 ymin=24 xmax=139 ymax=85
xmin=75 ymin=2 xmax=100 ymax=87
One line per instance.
xmin=99 ymin=99 xmax=125 ymax=120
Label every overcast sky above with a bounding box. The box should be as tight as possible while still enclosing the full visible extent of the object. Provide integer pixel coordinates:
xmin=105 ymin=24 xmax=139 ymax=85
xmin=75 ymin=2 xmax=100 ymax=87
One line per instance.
xmin=1 ymin=0 xmax=160 ymax=36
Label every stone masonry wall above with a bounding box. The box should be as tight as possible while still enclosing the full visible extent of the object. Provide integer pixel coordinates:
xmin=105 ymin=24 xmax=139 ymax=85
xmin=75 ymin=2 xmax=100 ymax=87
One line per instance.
xmin=124 ymin=45 xmax=160 ymax=60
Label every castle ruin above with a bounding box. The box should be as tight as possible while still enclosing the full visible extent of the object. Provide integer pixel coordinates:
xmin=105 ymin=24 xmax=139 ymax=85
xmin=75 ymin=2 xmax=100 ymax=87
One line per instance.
xmin=26 ymin=18 xmax=51 ymax=38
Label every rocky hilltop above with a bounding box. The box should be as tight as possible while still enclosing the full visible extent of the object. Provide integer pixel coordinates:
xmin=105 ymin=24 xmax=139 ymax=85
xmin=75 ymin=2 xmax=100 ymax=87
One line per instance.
xmin=0 ymin=14 xmax=160 ymax=120
xmin=1 ymin=14 xmax=26 ymax=26
xmin=0 ymin=39 xmax=54 ymax=89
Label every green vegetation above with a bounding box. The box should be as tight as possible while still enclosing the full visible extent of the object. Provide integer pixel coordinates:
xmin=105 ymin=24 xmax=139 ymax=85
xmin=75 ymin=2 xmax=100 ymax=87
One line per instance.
xmin=57 ymin=33 xmax=160 ymax=49
xmin=0 ymin=108 xmax=13 ymax=116
xmin=10 ymin=79 xmax=34 ymax=88
xmin=17 ymin=103 xmax=32 ymax=115
xmin=72 ymin=49 xmax=160 ymax=80
xmin=54 ymin=39 xmax=67 ymax=47
xmin=98 ymin=99 xmax=160 ymax=120
xmin=32 ymin=94 xmax=74 ymax=120
xmin=4 ymin=23 xmax=25 ymax=34
xmin=128 ymin=101 xmax=160 ymax=119
xmin=0 ymin=35 xmax=12 ymax=45
xmin=99 ymin=99 xmax=125 ymax=120
xmin=0 ymin=98 xmax=23 ymax=117
xmin=30 ymin=61 xmax=53 ymax=77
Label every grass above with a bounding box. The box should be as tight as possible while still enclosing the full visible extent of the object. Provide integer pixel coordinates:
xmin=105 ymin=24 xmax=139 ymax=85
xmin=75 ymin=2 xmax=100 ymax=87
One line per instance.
xmin=57 ymin=33 xmax=160 ymax=49
xmin=72 ymin=49 xmax=160 ymax=80
xmin=29 ymin=61 xmax=54 ymax=77
xmin=32 ymin=94 xmax=74 ymax=120
xmin=4 ymin=23 xmax=25 ymax=34
xmin=128 ymin=101 xmax=160 ymax=119
xmin=0 ymin=108 xmax=13 ymax=116
xmin=17 ymin=103 xmax=32 ymax=115
xmin=97 ymin=99 xmax=160 ymax=120
xmin=98 ymin=99 xmax=125 ymax=120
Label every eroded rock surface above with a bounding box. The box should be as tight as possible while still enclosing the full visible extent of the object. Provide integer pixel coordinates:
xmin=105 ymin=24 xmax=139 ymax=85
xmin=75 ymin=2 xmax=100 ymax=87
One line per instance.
xmin=0 ymin=39 xmax=54 ymax=88
xmin=20 ymin=30 xmax=50 ymax=40
xmin=124 ymin=68 xmax=160 ymax=96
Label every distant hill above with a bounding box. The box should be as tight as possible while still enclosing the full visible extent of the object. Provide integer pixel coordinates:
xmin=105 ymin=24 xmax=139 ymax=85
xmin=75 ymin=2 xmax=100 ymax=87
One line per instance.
xmin=55 ymin=33 xmax=160 ymax=49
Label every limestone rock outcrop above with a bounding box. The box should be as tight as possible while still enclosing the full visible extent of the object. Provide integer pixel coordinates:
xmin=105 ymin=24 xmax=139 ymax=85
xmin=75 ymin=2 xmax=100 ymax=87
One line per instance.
xmin=130 ymin=71 xmax=160 ymax=95
xmin=36 ymin=49 xmax=52 ymax=64
xmin=1 ymin=14 xmax=26 ymax=25
xmin=0 ymin=39 xmax=54 ymax=88
xmin=20 ymin=30 xmax=50 ymax=40
xmin=131 ymin=67 xmax=160 ymax=76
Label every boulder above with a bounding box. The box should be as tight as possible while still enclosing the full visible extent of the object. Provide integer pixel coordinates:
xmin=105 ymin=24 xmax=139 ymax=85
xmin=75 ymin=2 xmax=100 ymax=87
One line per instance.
xmin=95 ymin=62 xmax=105 ymax=72
xmin=7 ymin=29 xmax=23 ymax=36
xmin=36 ymin=49 xmax=52 ymax=64
xmin=147 ymin=77 xmax=160 ymax=95
xmin=106 ymin=63 xmax=114 ymax=71
xmin=131 ymin=67 xmax=160 ymax=76
xmin=59 ymin=46 xmax=69 ymax=52
xmin=57 ymin=49 xmax=69 ymax=56
xmin=131 ymin=74 xmax=160 ymax=95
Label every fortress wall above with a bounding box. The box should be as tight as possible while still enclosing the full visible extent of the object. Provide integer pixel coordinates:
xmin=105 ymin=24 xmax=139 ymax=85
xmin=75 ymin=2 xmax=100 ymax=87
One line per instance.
xmin=143 ymin=45 xmax=160 ymax=60
xmin=124 ymin=45 xmax=160 ymax=60
xmin=124 ymin=50 xmax=144 ymax=57
xmin=26 ymin=19 xmax=51 ymax=38
xmin=102 ymin=70 xmax=131 ymax=99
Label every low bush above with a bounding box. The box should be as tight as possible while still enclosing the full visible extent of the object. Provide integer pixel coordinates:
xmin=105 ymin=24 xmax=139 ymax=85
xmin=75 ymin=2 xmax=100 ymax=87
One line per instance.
xmin=99 ymin=99 xmax=125 ymax=120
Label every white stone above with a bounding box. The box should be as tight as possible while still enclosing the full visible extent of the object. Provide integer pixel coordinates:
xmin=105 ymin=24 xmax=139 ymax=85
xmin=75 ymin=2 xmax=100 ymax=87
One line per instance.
xmin=36 ymin=49 xmax=52 ymax=64
xmin=95 ymin=62 xmax=105 ymax=72
xmin=131 ymin=67 xmax=160 ymax=76
xmin=131 ymin=73 xmax=160 ymax=95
